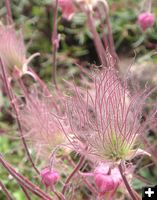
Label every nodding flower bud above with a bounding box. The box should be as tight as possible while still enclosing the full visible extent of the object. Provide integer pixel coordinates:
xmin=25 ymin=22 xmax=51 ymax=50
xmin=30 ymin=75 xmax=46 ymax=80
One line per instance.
xmin=40 ymin=168 xmax=59 ymax=190
xmin=95 ymin=174 xmax=115 ymax=194
xmin=138 ymin=12 xmax=155 ymax=31
xmin=58 ymin=0 xmax=75 ymax=20
xmin=94 ymin=164 xmax=122 ymax=196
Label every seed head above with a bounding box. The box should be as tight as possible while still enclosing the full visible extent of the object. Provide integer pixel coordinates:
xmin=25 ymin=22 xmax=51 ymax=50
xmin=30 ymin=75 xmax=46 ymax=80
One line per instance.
xmin=19 ymin=89 xmax=65 ymax=160
xmin=0 ymin=25 xmax=39 ymax=78
xmin=61 ymin=66 xmax=154 ymax=163
xmin=0 ymin=25 xmax=26 ymax=73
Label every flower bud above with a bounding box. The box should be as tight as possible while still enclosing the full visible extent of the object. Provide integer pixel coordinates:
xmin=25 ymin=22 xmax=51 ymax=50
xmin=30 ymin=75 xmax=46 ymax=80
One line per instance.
xmin=138 ymin=12 xmax=155 ymax=31
xmin=95 ymin=174 xmax=115 ymax=195
xmin=58 ymin=0 xmax=75 ymax=20
xmin=94 ymin=164 xmax=122 ymax=196
xmin=40 ymin=168 xmax=59 ymax=189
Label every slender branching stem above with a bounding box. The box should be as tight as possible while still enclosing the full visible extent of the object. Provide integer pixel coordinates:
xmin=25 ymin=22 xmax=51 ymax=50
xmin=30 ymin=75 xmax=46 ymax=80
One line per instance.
xmin=86 ymin=9 xmax=107 ymax=65
xmin=0 ymin=58 xmax=39 ymax=175
xmin=64 ymin=156 xmax=98 ymax=196
xmin=147 ymin=0 xmax=152 ymax=12
xmin=0 ymin=155 xmax=54 ymax=200
xmin=52 ymin=0 xmax=58 ymax=88
xmin=28 ymin=67 xmax=52 ymax=96
xmin=52 ymin=188 xmax=66 ymax=200
xmin=0 ymin=180 xmax=14 ymax=200
xmin=97 ymin=5 xmax=118 ymax=66
xmin=20 ymin=185 xmax=32 ymax=200
xmin=104 ymin=6 xmax=115 ymax=56
xmin=4 ymin=0 xmax=13 ymax=24
xmin=141 ymin=135 xmax=157 ymax=165
xmin=118 ymin=162 xmax=137 ymax=200
xmin=62 ymin=156 xmax=85 ymax=195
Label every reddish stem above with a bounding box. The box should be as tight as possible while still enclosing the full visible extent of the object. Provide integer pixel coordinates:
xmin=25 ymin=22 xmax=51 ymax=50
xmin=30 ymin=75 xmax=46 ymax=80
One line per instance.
xmin=20 ymin=185 xmax=32 ymax=200
xmin=86 ymin=10 xmax=107 ymax=65
xmin=0 ymin=180 xmax=14 ymax=200
xmin=52 ymin=0 xmax=59 ymax=88
xmin=4 ymin=0 xmax=13 ymax=24
xmin=64 ymin=156 xmax=98 ymax=196
xmin=62 ymin=156 xmax=85 ymax=195
xmin=118 ymin=162 xmax=138 ymax=200
xmin=0 ymin=58 xmax=39 ymax=175
xmin=0 ymin=155 xmax=54 ymax=200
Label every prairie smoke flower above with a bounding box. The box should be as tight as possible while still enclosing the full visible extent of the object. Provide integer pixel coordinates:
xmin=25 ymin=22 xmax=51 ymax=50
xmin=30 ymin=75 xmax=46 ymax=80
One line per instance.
xmin=58 ymin=0 xmax=75 ymax=20
xmin=19 ymin=90 xmax=65 ymax=160
xmin=61 ymin=66 xmax=153 ymax=163
xmin=0 ymin=25 xmax=39 ymax=77
xmin=138 ymin=12 xmax=155 ymax=31
xmin=94 ymin=164 xmax=122 ymax=196
xmin=41 ymin=167 xmax=59 ymax=190
xmin=0 ymin=25 xmax=26 ymax=72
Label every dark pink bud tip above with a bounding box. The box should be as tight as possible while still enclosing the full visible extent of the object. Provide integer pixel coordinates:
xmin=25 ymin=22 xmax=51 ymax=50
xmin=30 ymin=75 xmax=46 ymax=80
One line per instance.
xmin=138 ymin=12 xmax=155 ymax=31
xmin=40 ymin=168 xmax=59 ymax=189
xmin=58 ymin=0 xmax=75 ymax=20
xmin=95 ymin=174 xmax=115 ymax=194
xmin=94 ymin=164 xmax=122 ymax=196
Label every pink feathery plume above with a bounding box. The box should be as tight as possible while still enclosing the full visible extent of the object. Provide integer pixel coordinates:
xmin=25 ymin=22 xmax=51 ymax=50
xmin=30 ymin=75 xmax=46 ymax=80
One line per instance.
xmin=18 ymin=88 xmax=66 ymax=161
xmin=0 ymin=25 xmax=26 ymax=73
xmin=59 ymin=63 xmax=155 ymax=163
xmin=0 ymin=25 xmax=40 ymax=78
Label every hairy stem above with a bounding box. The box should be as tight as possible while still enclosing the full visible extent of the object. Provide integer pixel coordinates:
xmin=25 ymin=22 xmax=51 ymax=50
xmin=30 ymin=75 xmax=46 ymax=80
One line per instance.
xmin=20 ymin=185 xmax=32 ymax=200
xmin=0 ymin=155 xmax=53 ymax=200
xmin=52 ymin=0 xmax=58 ymax=88
xmin=0 ymin=58 xmax=39 ymax=175
xmin=86 ymin=10 xmax=107 ymax=65
xmin=64 ymin=156 xmax=98 ymax=196
xmin=0 ymin=180 xmax=14 ymax=200
xmin=118 ymin=162 xmax=137 ymax=200
xmin=62 ymin=156 xmax=85 ymax=195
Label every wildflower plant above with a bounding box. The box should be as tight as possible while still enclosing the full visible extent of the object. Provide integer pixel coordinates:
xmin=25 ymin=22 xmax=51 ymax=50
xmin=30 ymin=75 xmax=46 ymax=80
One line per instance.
xmin=0 ymin=0 xmax=157 ymax=200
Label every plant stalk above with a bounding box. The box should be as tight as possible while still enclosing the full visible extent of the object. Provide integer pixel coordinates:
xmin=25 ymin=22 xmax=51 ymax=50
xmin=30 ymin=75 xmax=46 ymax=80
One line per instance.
xmin=52 ymin=0 xmax=59 ymax=88
xmin=0 ymin=154 xmax=53 ymax=200
xmin=62 ymin=156 xmax=85 ymax=195
xmin=118 ymin=162 xmax=137 ymax=200
xmin=0 ymin=58 xmax=39 ymax=175
xmin=4 ymin=0 xmax=13 ymax=24
xmin=0 ymin=180 xmax=14 ymax=200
